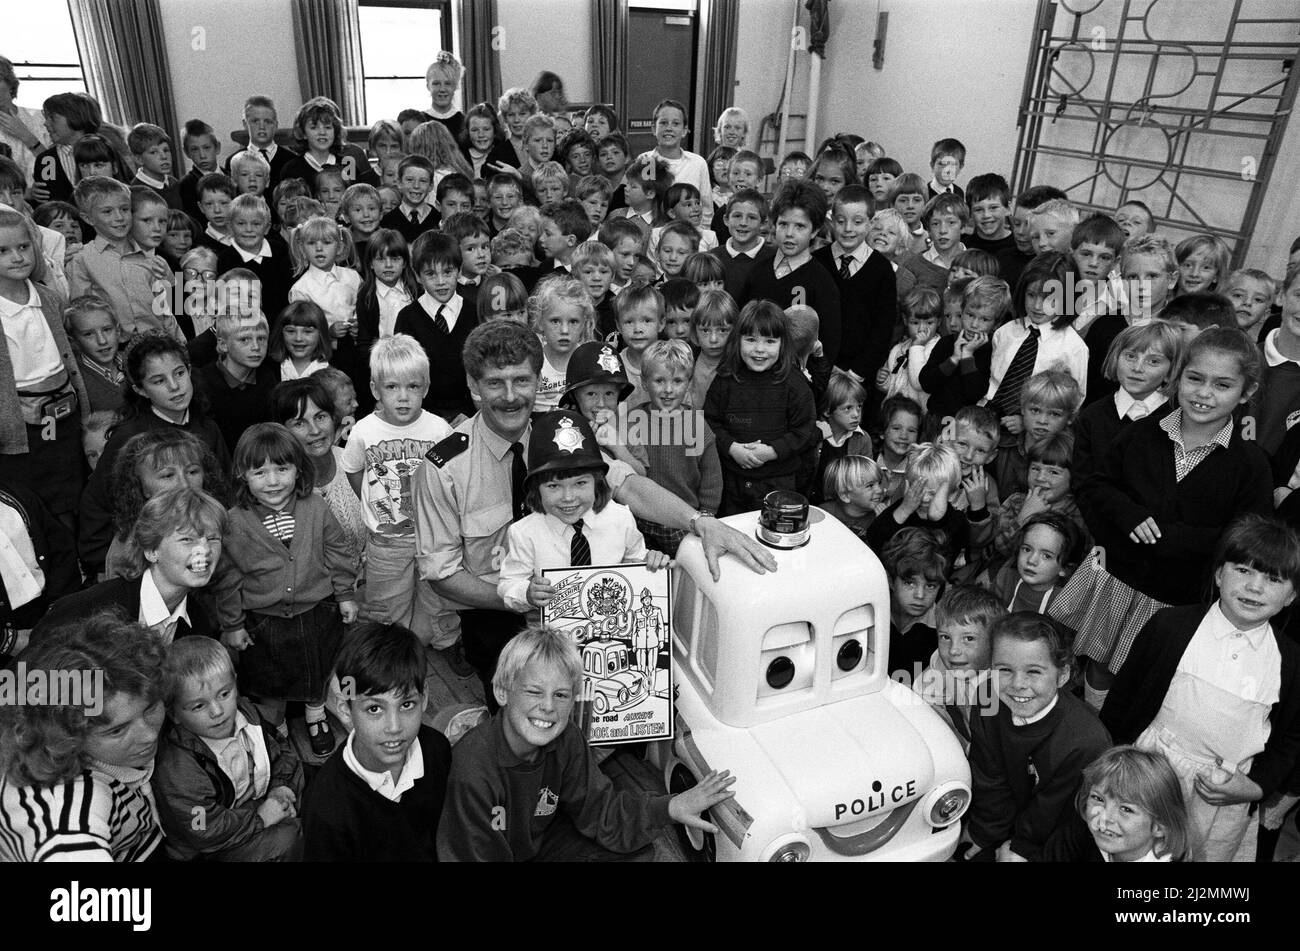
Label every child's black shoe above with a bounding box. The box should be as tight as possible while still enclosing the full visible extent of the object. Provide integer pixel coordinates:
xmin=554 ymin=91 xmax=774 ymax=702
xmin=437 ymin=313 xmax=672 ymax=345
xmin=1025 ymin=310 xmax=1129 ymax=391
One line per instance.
xmin=307 ymin=718 xmax=336 ymax=757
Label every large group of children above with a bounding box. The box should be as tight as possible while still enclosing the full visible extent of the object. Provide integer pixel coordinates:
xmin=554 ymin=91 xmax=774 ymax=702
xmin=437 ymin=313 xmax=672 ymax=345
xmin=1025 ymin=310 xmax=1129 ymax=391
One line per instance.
xmin=1 ymin=44 xmax=1299 ymax=864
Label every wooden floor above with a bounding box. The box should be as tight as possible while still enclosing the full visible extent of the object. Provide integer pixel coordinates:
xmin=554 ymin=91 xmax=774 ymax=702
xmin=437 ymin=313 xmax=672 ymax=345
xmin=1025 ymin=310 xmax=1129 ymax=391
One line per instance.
xmin=288 ymin=643 xmax=690 ymax=862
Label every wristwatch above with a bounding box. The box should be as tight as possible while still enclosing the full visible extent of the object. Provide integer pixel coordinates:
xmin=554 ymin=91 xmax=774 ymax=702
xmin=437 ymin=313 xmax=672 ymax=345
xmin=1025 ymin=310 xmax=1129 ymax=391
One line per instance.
xmin=689 ymin=511 xmax=712 ymax=536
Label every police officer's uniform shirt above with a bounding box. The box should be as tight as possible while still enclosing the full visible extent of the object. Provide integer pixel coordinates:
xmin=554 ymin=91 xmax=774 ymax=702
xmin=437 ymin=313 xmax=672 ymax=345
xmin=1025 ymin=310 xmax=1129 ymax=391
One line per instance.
xmin=412 ymin=413 xmax=634 ymax=609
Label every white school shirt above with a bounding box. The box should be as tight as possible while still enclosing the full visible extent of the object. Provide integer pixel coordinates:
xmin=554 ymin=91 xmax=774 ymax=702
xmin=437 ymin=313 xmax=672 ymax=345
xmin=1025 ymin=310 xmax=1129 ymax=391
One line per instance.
xmin=137 ymin=569 xmax=191 ymax=645
xmin=231 ymin=239 xmax=273 ymax=265
xmin=398 ymin=201 xmax=434 ymax=226
xmin=0 ymin=280 xmax=63 ymax=387
xmin=1071 ymin=277 xmax=1123 ymax=335
xmin=1011 ymin=692 xmax=1058 ymax=727
xmin=343 ymin=729 xmax=424 ymax=802
xmin=279 ymin=357 xmax=330 ymax=381
xmin=921 ymin=242 xmax=965 ymax=269
xmin=497 ymin=502 xmax=647 ymax=613
xmin=304 ymin=153 xmax=339 ymax=172
xmin=134 ymin=169 xmax=169 ymax=190
xmin=1113 ymin=388 xmax=1167 ymax=422
xmin=984 ymin=318 xmax=1090 ymax=403
xmin=376 ymin=281 xmax=412 ymax=338
xmin=417 ymin=291 xmax=464 ymax=333
xmin=204 ymin=223 xmax=233 ymax=246
xmin=1178 ymin=602 xmax=1281 ymax=708
xmin=773 ymin=248 xmax=812 ymax=279
xmin=651 ymin=148 xmax=712 ymax=209
xmin=289 ymin=265 xmax=362 ymax=329
xmin=726 ymin=238 xmax=763 ymax=260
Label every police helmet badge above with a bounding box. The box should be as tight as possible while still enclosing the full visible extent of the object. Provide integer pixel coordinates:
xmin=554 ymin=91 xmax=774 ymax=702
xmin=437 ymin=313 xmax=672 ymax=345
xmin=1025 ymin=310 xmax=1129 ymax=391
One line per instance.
xmin=553 ymin=415 xmax=585 ymax=454
xmin=597 ymin=346 xmax=622 ymax=375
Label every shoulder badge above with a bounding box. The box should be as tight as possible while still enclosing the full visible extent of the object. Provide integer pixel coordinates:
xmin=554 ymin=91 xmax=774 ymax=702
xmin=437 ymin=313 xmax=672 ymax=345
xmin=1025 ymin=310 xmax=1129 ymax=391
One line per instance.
xmin=426 ymin=432 xmax=470 ymax=468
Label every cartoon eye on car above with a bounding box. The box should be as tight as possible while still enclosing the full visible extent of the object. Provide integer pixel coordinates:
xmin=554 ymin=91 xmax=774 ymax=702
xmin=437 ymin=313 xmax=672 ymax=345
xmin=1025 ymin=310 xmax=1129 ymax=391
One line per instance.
xmin=582 ymin=639 xmax=647 ymax=715
xmin=652 ymin=505 xmax=972 ymax=862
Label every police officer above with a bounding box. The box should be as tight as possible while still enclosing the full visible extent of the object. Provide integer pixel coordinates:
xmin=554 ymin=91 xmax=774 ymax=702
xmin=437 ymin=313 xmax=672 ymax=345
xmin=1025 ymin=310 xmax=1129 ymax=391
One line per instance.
xmin=413 ymin=321 xmax=775 ymax=706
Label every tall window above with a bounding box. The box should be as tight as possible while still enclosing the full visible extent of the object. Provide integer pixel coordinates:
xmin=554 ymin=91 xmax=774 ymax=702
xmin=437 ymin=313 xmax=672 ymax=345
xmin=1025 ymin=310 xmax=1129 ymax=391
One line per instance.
xmin=358 ymin=0 xmax=454 ymax=125
xmin=7 ymin=0 xmax=87 ymax=104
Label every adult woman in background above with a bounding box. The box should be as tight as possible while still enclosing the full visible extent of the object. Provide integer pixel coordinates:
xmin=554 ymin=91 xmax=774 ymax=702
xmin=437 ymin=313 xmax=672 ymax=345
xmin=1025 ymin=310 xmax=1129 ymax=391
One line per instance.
xmin=270 ymin=377 xmax=366 ymax=569
xmin=531 ymin=71 xmax=567 ymax=115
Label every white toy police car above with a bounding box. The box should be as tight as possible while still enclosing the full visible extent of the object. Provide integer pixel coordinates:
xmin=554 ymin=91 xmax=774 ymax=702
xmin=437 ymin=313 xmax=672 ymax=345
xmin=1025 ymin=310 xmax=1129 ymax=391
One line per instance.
xmin=654 ymin=502 xmax=971 ymax=861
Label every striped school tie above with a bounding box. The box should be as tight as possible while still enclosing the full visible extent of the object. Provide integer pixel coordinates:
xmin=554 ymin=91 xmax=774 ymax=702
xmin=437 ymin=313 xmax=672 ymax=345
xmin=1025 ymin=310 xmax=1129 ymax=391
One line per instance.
xmin=570 ymin=519 xmax=591 ymax=567
xmin=993 ymin=326 xmax=1039 ymax=415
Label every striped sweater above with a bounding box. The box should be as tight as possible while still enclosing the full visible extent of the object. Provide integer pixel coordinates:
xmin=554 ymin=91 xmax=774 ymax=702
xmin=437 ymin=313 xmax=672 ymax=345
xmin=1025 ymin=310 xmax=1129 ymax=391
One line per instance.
xmin=0 ymin=769 xmax=162 ymax=862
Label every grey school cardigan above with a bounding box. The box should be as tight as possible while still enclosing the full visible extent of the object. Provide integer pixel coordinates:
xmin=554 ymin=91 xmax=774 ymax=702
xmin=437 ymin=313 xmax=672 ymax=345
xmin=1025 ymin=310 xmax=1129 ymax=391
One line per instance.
xmin=0 ymin=281 xmax=89 ymax=455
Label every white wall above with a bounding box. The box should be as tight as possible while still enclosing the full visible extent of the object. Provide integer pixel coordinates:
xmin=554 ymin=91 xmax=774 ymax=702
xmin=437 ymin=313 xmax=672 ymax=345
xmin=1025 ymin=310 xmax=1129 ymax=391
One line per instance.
xmin=818 ymin=0 xmax=1037 ymax=181
xmin=158 ymin=0 xmax=302 ymax=163
xmin=138 ymin=0 xmax=1300 ymax=271
xmin=733 ymin=0 xmax=794 ymax=152
xmin=730 ymin=0 xmax=1035 ymax=182
xmin=497 ymin=0 xmax=594 ymax=101
xmin=734 ymin=0 xmax=1294 ymax=270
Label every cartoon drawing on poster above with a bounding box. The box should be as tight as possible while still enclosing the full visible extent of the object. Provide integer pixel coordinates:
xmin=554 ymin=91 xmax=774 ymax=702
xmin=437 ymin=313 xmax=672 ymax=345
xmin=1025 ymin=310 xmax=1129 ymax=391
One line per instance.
xmin=542 ymin=563 xmax=674 ymax=746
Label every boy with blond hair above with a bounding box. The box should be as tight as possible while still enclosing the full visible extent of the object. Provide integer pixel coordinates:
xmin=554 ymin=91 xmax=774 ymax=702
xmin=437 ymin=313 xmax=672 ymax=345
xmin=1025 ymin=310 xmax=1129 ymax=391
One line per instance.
xmin=342 ymin=335 xmax=458 ymax=648
xmin=438 ymin=623 xmax=733 ymax=862
xmin=68 ymin=176 xmax=184 ymax=340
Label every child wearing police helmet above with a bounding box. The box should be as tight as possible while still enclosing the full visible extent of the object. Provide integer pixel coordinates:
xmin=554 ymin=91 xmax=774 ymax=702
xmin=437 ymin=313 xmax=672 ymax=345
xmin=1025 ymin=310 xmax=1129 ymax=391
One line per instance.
xmin=497 ymin=409 xmax=670 ymax=615
xmin=556 ymin=340 xmax=645 ymax=476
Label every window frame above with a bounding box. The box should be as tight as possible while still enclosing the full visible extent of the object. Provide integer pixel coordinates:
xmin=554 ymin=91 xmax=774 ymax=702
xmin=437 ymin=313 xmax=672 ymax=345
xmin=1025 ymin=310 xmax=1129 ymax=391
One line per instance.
xmin=10 ymin=1 xmax=88 ymax=99
xmin=357 ymin=0 xmax=454 ymax=125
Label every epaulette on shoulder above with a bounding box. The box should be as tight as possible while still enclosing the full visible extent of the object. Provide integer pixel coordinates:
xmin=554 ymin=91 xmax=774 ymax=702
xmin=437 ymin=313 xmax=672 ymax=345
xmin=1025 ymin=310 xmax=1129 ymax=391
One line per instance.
xmin=426 ymin=432 xmax=470 ymax=468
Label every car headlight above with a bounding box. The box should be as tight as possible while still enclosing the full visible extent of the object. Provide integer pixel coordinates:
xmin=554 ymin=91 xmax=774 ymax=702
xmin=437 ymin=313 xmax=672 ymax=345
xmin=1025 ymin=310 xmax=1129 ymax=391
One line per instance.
xmin=618 ymin=687 xmax=629 ymax=704
xmin=922 ymin=780 xmax=971 ymax=828
xmin=762 ymin=834 xmax=812 ymax=862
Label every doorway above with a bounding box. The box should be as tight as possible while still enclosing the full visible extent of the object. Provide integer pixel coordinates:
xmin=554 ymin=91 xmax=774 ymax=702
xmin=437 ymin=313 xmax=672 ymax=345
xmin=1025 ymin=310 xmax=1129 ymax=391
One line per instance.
xmin=624 ymin=7 xmax=699 ymax=156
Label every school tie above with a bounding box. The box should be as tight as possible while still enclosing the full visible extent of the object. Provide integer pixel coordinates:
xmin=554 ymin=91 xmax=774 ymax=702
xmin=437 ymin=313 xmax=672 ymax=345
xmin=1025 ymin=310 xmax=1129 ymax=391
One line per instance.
xmin=993 ymin=325 xmax=1040 ymax=416
xmin=433 ymin=304 xmax=449 ymax=336
xmin=259 ymin=148 xmax=270 ymax=163
xmin=570 ymin=519 xmax=592 ymax=567
xmin=410 ymin=208 xmax=420 ymax=225
xmin=839 ymin=254 xmax=853 ymax=279
xmin=509 ymin=442 xmax=527 ymax=521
